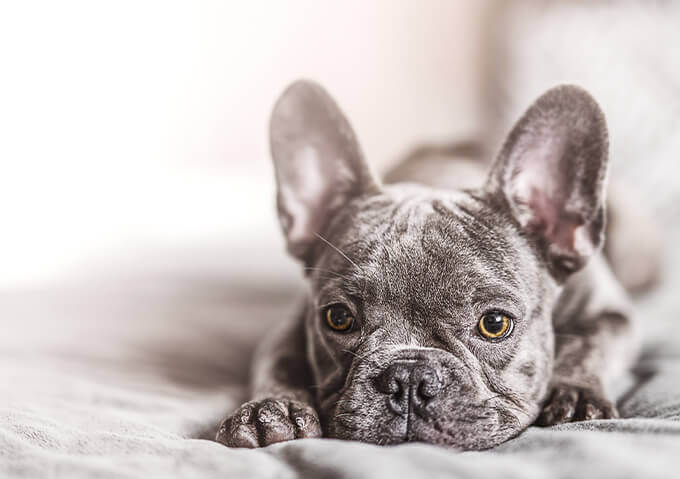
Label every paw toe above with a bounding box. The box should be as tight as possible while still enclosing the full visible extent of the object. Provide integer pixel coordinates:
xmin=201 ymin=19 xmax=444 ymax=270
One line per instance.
xmin=577 ymin=392 xmax=618 ymax=421
xmin=581 ymin=402 xmax=603 ymax=420
xmin=289 ymin=402 xmax=322 ymax=439
xmin=256 ymin=401 xmax=296 ymax=445
xmin=537 ymin=387 xmax=578 ymax=425
xmin=215 ymin=416 xmax=259 ymax=448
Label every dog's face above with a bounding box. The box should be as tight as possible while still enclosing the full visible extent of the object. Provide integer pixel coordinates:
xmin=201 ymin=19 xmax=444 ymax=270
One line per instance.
xmin=269 ymin=81 xmax=608 ymax=449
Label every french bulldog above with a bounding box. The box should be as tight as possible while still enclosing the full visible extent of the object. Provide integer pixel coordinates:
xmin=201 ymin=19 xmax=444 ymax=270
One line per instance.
xmin=215 ymin=80 xmax=642 ymax=450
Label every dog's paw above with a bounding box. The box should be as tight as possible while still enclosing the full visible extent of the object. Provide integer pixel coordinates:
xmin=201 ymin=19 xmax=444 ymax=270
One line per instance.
xmin=536 ymin=384 xmax=618 ymax=426
xmin=215 ymin=398 xmax=322 ymax=448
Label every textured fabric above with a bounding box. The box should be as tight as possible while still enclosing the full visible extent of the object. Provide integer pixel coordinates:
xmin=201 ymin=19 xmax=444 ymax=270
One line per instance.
xmin=1 ymin=248 xmax=680 ymax=479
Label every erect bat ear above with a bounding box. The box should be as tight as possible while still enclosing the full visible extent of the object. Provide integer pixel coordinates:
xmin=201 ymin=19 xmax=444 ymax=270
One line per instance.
xmin=486 ymin=85 xmax=609 ymax=279
xmin=269 ymin=80 xmax=378 ymax=263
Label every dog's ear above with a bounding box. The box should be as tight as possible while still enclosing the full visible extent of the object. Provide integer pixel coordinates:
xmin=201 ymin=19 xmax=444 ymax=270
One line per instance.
xmin=270 ymin=80 xmax=378 ymax=262
xmin=486 ymin=85 xmax=609 ymax=279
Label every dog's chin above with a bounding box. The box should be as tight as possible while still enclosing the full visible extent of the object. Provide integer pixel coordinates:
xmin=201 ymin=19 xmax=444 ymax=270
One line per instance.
xmin=327 ymin=408 xmax=523 ymax=450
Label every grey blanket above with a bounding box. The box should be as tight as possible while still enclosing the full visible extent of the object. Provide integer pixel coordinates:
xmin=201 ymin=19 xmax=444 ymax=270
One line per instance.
xmin=1 ymin=236 xmax=679 ymax=478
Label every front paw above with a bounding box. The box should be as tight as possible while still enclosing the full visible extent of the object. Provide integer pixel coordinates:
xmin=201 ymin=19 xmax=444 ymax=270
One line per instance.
xmin=215 ymin=398 xmax=322 ymax=448
xmin=536 ymin=384 xmax=618 ymax=426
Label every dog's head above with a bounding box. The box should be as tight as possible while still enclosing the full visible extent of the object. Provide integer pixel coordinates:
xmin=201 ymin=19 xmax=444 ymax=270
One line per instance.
xmin=269 ymin=81 xmax=608 ymax=449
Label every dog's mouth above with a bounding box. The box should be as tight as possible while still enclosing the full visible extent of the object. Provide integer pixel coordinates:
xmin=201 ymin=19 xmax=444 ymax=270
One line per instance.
xmin=328 ymin=399 xmax=517 ymax=449
xmin=325 ymin=378 xmax=525 ymax=449
xmin=321 ymin=348 xmax=533 ymax=449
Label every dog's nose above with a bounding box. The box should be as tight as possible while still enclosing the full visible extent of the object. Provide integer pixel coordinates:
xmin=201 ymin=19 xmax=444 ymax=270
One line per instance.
xmin=376 ymin=360 xmax=442 ymax=416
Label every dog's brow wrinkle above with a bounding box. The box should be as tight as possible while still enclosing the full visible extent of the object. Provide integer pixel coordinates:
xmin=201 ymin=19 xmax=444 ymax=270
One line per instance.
xmin=472 ymin=286 xmax=522 ymax=309
xmin=304 ymin=266 xmax=353 ymax=282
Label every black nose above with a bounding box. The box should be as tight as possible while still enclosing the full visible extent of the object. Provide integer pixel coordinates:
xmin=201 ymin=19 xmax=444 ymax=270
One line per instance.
xmin=376 ymin=360 xmax=442 ymax=417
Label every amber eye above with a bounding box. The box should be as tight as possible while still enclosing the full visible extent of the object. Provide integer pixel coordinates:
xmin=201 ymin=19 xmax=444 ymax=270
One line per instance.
xmin=324 ymin=305 xmax=355 ymax=332
xmin=478 ymin=311 xmax=513 ymax=341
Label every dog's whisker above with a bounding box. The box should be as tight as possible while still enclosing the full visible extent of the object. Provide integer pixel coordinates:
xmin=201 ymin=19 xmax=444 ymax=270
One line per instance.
xmin=341 ymin=348 xmax=381 ymax=368
xmin=314 ymin=232 xmax=361 ymax=270
xmin=480 ymin=394 xmax=504 ymax=405
xmin=313 ymin=274 xmax=349 ymax=284
xmin=333 ymin=412 xmax=355 ymax=419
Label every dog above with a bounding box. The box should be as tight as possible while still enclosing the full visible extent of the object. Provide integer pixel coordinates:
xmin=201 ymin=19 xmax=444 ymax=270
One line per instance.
xmin=215 ymin=80 xmax=644 ymax=450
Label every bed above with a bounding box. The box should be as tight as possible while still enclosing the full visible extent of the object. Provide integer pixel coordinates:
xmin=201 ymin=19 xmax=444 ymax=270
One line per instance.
xmin=2 ymin=235 xmax=679 ymax=478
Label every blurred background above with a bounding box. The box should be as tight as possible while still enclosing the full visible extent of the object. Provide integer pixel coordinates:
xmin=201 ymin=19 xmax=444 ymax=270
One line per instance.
xmin=4 ymin=0 xmax=680 ymax=369
xmin=0 ymin=1 xmax=492 ymax=289
xmin=2 ymin=1 xmax=679 ymax=292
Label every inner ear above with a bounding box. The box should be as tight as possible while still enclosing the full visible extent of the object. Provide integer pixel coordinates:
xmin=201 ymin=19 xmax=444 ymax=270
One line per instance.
xmin=270 ymin=80 xmax=378 ymax=264
xmin=487 ymin=85 xmax=609 ymax=278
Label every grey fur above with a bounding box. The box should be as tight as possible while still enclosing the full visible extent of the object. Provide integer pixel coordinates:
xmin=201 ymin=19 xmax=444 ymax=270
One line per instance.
xmin=215 ymin=80 xmax=637 ymax=450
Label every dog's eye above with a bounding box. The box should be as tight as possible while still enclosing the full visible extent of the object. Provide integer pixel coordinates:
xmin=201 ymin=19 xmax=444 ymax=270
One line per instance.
xmin=324 ymin=305 xmax=355 ymax=332
xmin=478 ymin=311 xmax=513 ymax=341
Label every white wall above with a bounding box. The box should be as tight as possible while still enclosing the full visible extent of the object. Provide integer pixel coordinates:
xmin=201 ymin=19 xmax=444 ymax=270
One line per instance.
xmin=0 ymin=1 xmax=488 ymax=288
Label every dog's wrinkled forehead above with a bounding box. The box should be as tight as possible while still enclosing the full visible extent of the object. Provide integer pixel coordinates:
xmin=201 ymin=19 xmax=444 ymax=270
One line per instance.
xmin=312 ymin=185 xmax=533 ymax=316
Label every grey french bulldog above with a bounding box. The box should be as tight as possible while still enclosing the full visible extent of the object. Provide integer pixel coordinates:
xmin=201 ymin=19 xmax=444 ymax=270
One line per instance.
xmin=215 ymin=80 xmax=646 ymax=450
